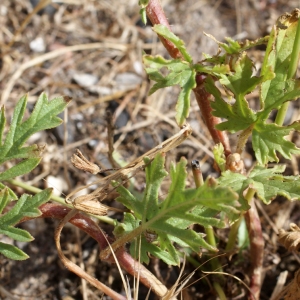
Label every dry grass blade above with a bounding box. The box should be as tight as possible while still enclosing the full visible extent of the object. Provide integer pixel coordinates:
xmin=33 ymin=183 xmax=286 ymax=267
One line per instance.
xmin=201 ymin=270 xmax=257 ymax=300
xmin=161 ymin=257 xmax=194 ymax=300
xmin=1 ymin=42 xmax=127 ymax=105
xmin=3 ymin=0 xmax=52 ymax=50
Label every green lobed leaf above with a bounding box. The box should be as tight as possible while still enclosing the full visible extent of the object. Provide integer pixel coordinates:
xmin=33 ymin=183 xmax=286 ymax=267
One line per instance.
xmin=205 ymin=75 xmax=257 ymax=132
xmin=157 ymin=232 xmax=179 ymax=265
xmin=151 ymin=220 xmax=217 ymax=253
xmin=1 ymin=95 xmax=27 ymax=158
xmin=0 ymin=242 xmax=29 ymax=260
xmin=0 ymin=188 xmax=10 ymax=214
xmin=0 ymin=226 xmax=33 ymax=242
xmin=258 ymin=78 xmax=300 ymax=120
xmin=260 ymin=12 xmax=300 ymax=110
xmin=216 ymin=171 xmax=249 ymax=201
xmin=0 ymin=183 xmax=18 ymax=201
xmin=0 ymin=158 xmax=41 ymax=181
xmin=115 ymin=213 xmax=179 ymax=265
xmin=113 ymin=213 xmax=139 ymax=238
xmin=141 ymin=155 xmax=168 ymax=222
xmin=0 ymin=189 xmax=52 ymax=261
xmin=248 ymin=165 xmax=300 ymax=204
xmin=0 ymin=93 xmax=70 ymax=164
xmin=143 ymin=54 xmax=196 ymax=126
xmin=0 ymin=188 xmax=52 ymax=226
xmin=175 ymin=68 xmax=196 ymax=125
xmin=116 ymin=155 xmax=242 ymax=264
xmin=152 ymin=24 xmax=192 ymax=62
xmin=218 ymin=165 xmax=300 ymax=205
xmin=252 ymin=121 xmax=300 ymax=164
xmin=112 ymin=181 xmax=144 ymax=219
xmin=219 ymin=53 xmax=262 ymax=96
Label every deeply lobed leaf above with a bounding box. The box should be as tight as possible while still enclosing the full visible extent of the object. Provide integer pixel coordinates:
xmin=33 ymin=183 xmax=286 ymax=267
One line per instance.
xmin=0 ymin=92 xmax=69 ymax=261
xmin=0 ymin=93 xmax=69 ymax=164
xmin=115 ymin=154 xmax=242 ymax=265
xmin=143 ymin=55 xmax=196 ymax=126
xmin=218 ymin=165 xmax=300 ymax=204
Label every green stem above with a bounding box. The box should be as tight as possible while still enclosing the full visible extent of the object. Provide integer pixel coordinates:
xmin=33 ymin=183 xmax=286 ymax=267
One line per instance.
xmin=213 ymin=282 xmax=227 ymax=300
xmin=225 ymin=217 xmax=242 ymax=252
xmin=6 ymin=179 xmax=115 ymax=225
xmin=275 ymin=17 xmax=300 ymax=126
xmin=191 ymin=161 xmax=225 ymax=297
xmin=226 ymin=188 xmax=256 ymax=251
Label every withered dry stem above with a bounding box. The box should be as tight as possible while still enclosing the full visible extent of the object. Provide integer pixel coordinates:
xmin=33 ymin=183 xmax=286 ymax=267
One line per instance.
xmin=67 ymin=123 xmax=192 ymax=216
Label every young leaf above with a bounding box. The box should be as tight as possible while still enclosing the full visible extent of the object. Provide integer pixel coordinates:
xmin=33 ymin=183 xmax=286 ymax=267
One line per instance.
xmin=0 ymin=184 xmax=18 ymax=202
xmin=115 ymin=154 xmax=242 ymax=265
xmin=205 ymin=75 xmax=257 ymax=132
xmin=213 ymin=143 xmax=226 ymax=172
xmin=138 ymin=0 xmax=149 ymax=24
xmin=143 ymin=55 xmax=196 ymax=126
xmin=152 ymin=24 xmax=192 ymax=62
xmin=204 ymin=34 xmax=268 ymax=55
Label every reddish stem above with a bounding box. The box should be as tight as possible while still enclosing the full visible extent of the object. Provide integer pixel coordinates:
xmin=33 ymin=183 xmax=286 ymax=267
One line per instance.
xmin=194 ymin=74 xmax=231 ymax=156
xmin=146 ymin=0 xmax=231 ymax=155
xmin=145 ymin=2 xmax=264 ymax=299
xmin=244 ymin=199 xmax=264 ymax=300
xmin=31 ymin=203 xmax=169 ymax=298
xmin=146 ymin=0 xmax=183 ymax=59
